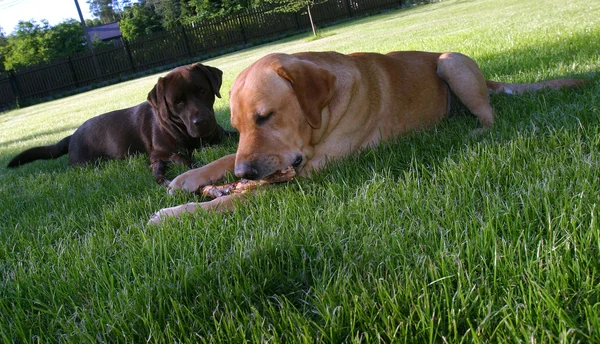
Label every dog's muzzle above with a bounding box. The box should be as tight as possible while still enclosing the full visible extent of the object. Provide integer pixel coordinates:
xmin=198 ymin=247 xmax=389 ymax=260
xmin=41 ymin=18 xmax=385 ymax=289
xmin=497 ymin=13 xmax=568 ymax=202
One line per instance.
xmin=187 ymin=114 xmax=217 ymax=138
xmin=235 ymin=154 xmax=303 ymax=180
xmin=235 ymin=161 xmax=259 ymax=180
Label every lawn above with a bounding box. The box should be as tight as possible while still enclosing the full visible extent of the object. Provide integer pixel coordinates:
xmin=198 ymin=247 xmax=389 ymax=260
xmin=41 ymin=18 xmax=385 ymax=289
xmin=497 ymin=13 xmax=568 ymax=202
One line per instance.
xmin=1 ymin=0 xmax=599 ymax=342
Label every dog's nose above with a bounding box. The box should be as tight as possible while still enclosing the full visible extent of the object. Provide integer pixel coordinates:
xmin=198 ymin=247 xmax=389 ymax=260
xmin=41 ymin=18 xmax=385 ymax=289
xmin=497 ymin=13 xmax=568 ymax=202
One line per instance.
xmin=193 ymin=116 xmax=211 ymax=127
xmin=235 ymin=162 xmax=259 ymax=180
xmin=292 ymin=155 xmax=303 ymax=168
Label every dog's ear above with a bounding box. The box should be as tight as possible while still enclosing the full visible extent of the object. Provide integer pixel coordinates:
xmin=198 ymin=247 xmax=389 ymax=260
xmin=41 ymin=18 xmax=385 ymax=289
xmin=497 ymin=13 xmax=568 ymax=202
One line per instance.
xmin=276 ymin=59 xmax=336 ymax=129
xmin=192 ymin=63 xmax=223 ymax=98
xmin=147 ymin=76 xmax=166 ymax=112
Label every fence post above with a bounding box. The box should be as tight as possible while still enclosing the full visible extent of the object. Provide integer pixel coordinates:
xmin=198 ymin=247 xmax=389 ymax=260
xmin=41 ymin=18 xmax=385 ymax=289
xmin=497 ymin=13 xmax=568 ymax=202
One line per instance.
xmin=180 ymin=26 xmax=192 ymax=57
xmin=8 ymin=70 xmax=20 ymax=107
xmin=345 ymin=0 xmax=354 ymax=18
xmin=294 ymin=12 xmax=301 ymax=30
xmin=123 ymin=39 xmax=136 ymax=73
xmin=67 ymin=57 xmax=80 ymax=88
xmin=238 ymin=15 xmax=248 ymax=45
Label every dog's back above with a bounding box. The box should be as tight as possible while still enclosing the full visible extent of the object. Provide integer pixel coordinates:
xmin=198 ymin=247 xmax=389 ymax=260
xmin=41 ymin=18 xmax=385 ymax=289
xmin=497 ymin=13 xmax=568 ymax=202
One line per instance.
xmin=68 ymin=103 xmax=154 ymax=165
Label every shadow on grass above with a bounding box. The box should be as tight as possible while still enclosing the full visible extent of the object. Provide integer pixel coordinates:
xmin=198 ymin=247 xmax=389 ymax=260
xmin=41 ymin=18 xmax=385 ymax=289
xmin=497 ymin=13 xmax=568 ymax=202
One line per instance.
xmin=0 ymin=122 xmax=79 ymax=144
xmin=476 ymin=30 xmax=599 ymax=80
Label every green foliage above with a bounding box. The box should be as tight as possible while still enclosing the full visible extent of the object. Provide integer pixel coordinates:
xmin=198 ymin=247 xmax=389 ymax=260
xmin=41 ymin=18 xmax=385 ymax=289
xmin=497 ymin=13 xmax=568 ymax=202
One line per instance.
xmin=120 ymin=1 xmax=164 ymax=40
xmin=265 ymin=0 xmax=326 ymax=35
xmin=181 ymin=0 xmax=263 ymax=22
xmin=91 ymin=36 xmax=115 ymax=49
xmin=87 ymin=0 xmax=263 ymax=37
xmin=85 ymin=18 xmax=104 ymax=27
xmin=88 ymin=0 xmax=262 ymax=29
xmin=43 ymin=19 xmax=86 ymax=59
xmin=112 ymin=0 xmax=266 ymax=38
xmin=1 ymin=20 xmax=87 ymax=70
xmin=0 ymin=27 xmax=6 ymax=72
xmin=86 ymin=0 xmax=131 ymax=23
xmin=2 ymin=20 xmax=50 ymax=70
xmin=147 ymin=0 xmax=184 ymax=29
xmin=266 ymin=0 xmax=323 ymax=13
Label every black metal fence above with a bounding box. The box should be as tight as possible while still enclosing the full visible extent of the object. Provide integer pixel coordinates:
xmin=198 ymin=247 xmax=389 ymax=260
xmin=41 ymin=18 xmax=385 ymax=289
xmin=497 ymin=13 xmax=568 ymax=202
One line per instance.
xmin=0 ymin=0 xmax=433 ymax=110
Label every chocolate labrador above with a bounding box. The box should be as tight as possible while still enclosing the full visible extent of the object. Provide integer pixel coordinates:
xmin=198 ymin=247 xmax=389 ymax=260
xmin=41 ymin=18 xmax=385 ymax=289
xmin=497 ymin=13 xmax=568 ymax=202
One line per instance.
xmin=7 ymin=62 xmax=233 ymax=184
xmin=149 ymin=51 xmax=586 ymax=223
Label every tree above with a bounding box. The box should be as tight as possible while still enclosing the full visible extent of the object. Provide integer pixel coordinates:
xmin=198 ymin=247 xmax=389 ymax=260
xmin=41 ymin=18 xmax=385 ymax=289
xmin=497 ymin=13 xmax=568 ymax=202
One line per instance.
xmin=120 ymin=1 xmax=164 ymax=40
xmin=87 ymin=0 xmax=131 ymax=23
xmin=85 ymin=18 xmax=104 ymax=27
xmin=0 ymin=27 xmax=7 ymax=72
xmin=44 ymin=19 xmax=86 ymax=59
xmin=2 ymin=20 xmax=50 ymax=70
xmin=181 ymin=0 xmax=261 ymax=22
xmin=265 ymin=0 xmax=325 ymax=36
xmin=1 ymin=20 xmax=87 ymax=70
xmin=147 ymin=0 xmax=183 ymax=29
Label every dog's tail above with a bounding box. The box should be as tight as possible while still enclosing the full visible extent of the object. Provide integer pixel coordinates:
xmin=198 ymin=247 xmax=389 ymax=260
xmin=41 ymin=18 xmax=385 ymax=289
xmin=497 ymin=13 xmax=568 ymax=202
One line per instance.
xmin=486 ymin=79 xmax=588 ymax=95
xmin=7 ymin=136 xmax=71 ymax=168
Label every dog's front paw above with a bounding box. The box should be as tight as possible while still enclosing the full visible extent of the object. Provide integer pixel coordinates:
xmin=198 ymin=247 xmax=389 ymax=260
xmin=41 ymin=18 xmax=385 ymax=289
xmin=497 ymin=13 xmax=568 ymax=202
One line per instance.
xmin=147 ymin=207 xmax=179 ymax=225
xmin=148 ymin=211 xmax=166 ymax=225
xmin=147 ymin=203 xmax=199 ymax=225
xmin=167 ymin=154 xmax=235 ymax=195
xmin=167 ymin=169 xmax=204 ymax=195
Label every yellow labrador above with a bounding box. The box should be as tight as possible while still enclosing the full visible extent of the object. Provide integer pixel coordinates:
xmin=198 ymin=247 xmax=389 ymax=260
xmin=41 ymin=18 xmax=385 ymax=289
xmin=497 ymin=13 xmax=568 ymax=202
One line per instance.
xmin=149 ymin=51 xmax=585 ymax=224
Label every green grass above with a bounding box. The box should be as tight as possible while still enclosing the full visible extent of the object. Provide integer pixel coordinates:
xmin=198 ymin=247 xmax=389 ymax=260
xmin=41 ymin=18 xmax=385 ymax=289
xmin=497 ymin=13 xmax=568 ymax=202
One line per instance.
xmin=1 ymin=0 xmax=600 ymax=342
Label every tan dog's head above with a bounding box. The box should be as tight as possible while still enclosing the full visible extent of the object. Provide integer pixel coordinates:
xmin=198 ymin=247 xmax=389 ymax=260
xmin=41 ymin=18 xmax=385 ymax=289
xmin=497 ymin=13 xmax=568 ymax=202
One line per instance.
xmin=148 ymin=63 xmax=223 ymax=140
xmin=230 ymin=53 xmax=336 ymax=180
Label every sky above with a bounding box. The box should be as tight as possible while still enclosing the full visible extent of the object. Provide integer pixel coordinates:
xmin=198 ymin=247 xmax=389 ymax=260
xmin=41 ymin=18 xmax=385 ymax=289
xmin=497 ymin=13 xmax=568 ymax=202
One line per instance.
xmin=0 ymin=0 xmax=93 ymax=34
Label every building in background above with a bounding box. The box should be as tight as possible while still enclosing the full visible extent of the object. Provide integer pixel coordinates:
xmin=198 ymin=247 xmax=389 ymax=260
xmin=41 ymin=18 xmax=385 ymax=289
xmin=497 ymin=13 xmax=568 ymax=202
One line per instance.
xmin=86 ymin=22 xmax=122 ymax=44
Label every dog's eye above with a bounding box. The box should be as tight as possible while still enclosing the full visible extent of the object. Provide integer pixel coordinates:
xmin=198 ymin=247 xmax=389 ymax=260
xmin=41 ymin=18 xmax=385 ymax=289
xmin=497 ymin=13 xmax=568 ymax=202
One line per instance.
xmin=196 ymin=86 xmax=206 ymax=94
xmin=255 ymin=112 xmax=274 ymax=125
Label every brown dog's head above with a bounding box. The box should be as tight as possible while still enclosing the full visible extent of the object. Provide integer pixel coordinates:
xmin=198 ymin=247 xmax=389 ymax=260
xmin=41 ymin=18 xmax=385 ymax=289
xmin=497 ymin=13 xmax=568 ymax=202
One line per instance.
xmin=230 ymin=53 xmax=336 ymax=179
xmin=148 ymin=63 xmax=223 ymax=140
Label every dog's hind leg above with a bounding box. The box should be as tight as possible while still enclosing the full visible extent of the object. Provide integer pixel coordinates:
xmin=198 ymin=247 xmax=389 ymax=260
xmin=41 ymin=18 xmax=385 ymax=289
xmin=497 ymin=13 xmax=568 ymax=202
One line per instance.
xmin=437 ymin=52 xmax=495 ymax=133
